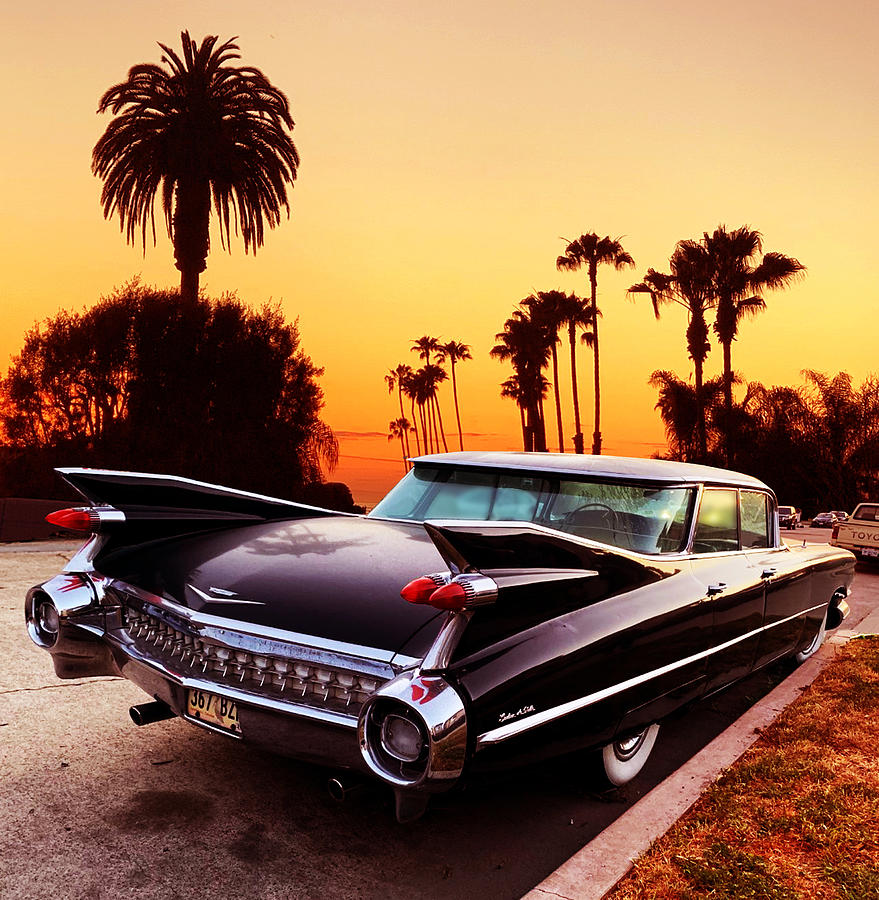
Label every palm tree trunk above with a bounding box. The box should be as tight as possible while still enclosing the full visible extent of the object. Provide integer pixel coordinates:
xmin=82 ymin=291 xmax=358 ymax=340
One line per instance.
xmin=568 ymin=323 xmax=584 ymax=453
xmin=550 ymin=343 xmax=564 ymax=452
xmin=536 ymin=394 xmax=548 ymax=452
xmin=518 ymin=403 xmax=527 ymax=450
xmin=722 ymin=340 xmax=733 ymax=466
xmin=695 ymin=358 xmax=707 ymax=460
xmin=451 ymin=360 xmax=464 ymax=451
xmin=409 ymin=397 xmax=422 ymax=455
xmin=398 ymin=432 xmax=407 ymax=471
xmin=397 ymin=385 xmax=410 ymax=458
xmin=590 ymin=266 xmax=601 ymax=455
xmin=434 ymin=395 xmax=449 ymax=452
xmin=173 ymin=176 xmax=210 ymax=305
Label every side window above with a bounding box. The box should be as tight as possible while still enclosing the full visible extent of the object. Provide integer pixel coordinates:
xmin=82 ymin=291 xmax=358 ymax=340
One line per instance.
xmin=692 ymin=489 xmax=738 ymax=553
xmin=741 ymin=491 xmax=770 ymax=548
xmin=489 ymin=476 xmax=547 ymax=521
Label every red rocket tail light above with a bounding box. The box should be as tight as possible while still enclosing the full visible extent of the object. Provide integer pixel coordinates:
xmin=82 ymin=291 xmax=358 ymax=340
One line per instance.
xmin=46 ymin=508 xmax=95 ymax=532
xmin=45 ymin=506 xmax=125 ymax=533
xmin=401 ymin=572 xmax=498 ymax=612
xmin=401 ymin=574 xmax=449 ymax=604
xmin=831 ymin=524 xmax=839 ymax=540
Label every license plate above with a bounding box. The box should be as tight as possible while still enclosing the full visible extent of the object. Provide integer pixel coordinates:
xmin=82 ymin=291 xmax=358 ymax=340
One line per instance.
xmin=862 ymin=548 xmax=879 ymax=558
xmin=186 ymin=689 xmax=241 ymax=735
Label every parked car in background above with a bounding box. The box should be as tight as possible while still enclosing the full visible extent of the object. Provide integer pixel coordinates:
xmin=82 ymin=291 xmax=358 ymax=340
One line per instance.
xmin=778 ymin=505 xmax=801 ymax=529
xmin=812 ymin=511 xmax=841 ymax=528
xmin=832 ymin=502 xmax=879 ymax=561
xmin=832 ymin=510 xmax=849 ymax=522
xmin=26 ymin=454 xmax=853 ymax=822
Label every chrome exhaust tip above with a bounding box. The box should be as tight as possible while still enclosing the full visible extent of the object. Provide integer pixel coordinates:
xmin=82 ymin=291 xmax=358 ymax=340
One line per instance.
xmin=327 ymin=775 xmax=365 ymax=803
xmin=129 ymin=700 xmax=176 ymax=726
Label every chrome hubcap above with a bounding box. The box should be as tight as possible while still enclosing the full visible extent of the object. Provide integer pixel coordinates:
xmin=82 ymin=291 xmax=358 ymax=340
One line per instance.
xmin=613 ymin=728 xmax=648 ymax=761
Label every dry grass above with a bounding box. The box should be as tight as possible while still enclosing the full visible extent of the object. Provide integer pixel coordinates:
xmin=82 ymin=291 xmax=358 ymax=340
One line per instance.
xmin=606 ymin=637 xmax=879 ymax=900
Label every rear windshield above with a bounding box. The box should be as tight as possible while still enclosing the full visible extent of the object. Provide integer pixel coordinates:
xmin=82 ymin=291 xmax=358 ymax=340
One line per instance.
xmin=852 ymin=504 xmax=879 ymax=521
xmin=777 ymin=506 xmax=794 ymax=515
xmin=370 ymin=466 xmax=696 ymax=555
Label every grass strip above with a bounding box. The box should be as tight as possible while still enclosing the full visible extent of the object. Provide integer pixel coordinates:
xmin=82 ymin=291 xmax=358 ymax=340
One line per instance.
xmin=606 ymin=637 xmax=879 ymax=900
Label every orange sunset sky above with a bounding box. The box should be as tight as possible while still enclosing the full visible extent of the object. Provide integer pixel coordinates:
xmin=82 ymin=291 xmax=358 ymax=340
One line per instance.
xmin=3 ymin=1 xmax=877 ymax=507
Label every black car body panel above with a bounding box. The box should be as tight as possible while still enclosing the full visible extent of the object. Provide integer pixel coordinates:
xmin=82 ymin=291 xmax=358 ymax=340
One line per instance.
xmin=27 ymin=454 xmax=855 ymax=821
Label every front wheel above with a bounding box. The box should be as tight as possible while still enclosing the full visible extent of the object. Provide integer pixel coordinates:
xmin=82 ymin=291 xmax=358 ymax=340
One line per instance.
xmin=600 ymin=723 xmax=660 ymax=787
xmin=795 ymin=610 xmax=827 ymax=663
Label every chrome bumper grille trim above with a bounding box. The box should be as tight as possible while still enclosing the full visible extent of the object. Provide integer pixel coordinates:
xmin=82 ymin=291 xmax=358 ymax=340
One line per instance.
xmin=123 ymin=604 xmax=388 ymax=718
xmin=116 ymin=581 xmax=419 ymax=668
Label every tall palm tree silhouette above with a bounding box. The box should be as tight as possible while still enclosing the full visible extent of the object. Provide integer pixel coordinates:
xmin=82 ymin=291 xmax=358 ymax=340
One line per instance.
xmin=92 ymin=32 xmax=299 ymax=303
xmin=521 ymin=291 xmax=591 ymax=453
xmin=557 ymin=234 xmax=635 ymax=454
xmin=704 ymin=225 xmax=805 ymax=464
xmin=385 ymin=364 xmax=413 ymax=458
xmin=437 ymin=341 xmax=472 ymax=451
xmin=630 ymin=241 xmax=716 ymax=459
xmin=388 ymin=417 xmax=412 ymax=471
xmin=410 ymin=337 xmax=447 ymax=451
xmin=400 ymin=370 xmax=422 ymax=456
xmin=491 ymin=310 xmax=551 ymax=452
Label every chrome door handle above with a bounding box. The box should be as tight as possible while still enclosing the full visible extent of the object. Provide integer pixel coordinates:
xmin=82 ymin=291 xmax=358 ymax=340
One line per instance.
xmin=706 ymin=582 xmax=726 ymax=596
xmin=761 ymin=568 xmax=777 ymax=579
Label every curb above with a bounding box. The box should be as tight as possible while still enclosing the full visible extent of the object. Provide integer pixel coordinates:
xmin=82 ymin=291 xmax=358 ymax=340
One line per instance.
xmin=523 ymin=612 xmax=879 ymax=900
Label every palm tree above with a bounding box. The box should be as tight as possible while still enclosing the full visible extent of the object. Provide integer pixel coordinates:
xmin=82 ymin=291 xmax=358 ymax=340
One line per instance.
xmin=384 ymin=364 xmax=413 ymax=458
xmin=500 ymin=375 xmax=528 ymax=448
xmin=491 ymin=310 xmax=551 ymax=452
xmin=92 ymin=32 xmax=299 ymax=303
xmin=521 ymin=292 xmax=566 ymax=452
xmin=703 ymin=225 xmax=805 ymax=464
xmin=630 ymin=241 xmax=716 ymax=459
xmin=411 ymin=335 xmax=441 ymax=365
xmin=388 ymin=417 xmax=412 ymax=471
xmin=649 ymin=370 xmax=725 ymax=462
xmin=556 ymin=234 xmax=635 ymax=454
xmin=400 ymin=370 xmax=422 ymax=456
xmin=437 ymin=341 xmax=472 ymax=451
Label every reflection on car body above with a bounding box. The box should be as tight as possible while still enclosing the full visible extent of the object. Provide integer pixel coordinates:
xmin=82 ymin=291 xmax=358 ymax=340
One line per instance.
xmin=26 ymin=452 xmax=853 ymax=821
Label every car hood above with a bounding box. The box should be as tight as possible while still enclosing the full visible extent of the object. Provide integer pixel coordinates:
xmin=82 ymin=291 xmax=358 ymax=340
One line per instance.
xmin=103 ymin=515 xmax=448 ymax=662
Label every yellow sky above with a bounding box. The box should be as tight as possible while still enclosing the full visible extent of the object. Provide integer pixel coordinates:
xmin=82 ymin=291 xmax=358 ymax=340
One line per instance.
xmin=3 ymin=1 xmax=878 ymax=504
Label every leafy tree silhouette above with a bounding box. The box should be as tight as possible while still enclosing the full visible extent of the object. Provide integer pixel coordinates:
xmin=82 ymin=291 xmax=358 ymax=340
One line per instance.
xmin=92 ymin=32 xmax=299 ymax=303
xmin=0 ymin=283 xmax=337 ymax=502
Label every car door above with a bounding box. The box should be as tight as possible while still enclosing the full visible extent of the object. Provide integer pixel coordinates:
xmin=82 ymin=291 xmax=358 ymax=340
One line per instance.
xmin=688 ymin=488 xmax=767 ymax=694
xmin=744 ymin=492 xmax=813 ymax=667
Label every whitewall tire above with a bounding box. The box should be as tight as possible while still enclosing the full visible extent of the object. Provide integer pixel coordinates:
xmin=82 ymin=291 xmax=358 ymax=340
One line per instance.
xmin=600 ymin=723 xmax=660 ymax=787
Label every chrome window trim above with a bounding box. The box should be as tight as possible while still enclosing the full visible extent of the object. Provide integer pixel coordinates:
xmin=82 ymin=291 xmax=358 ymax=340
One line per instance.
xmin=475 ymin=601 xmax=827 ymax=748
xmin=111 ymin=580 xmax=419 ymax=671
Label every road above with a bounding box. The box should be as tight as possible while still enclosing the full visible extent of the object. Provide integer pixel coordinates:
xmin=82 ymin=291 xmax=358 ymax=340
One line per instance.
xmin=2 ymin=537 xmax=876 ymax=900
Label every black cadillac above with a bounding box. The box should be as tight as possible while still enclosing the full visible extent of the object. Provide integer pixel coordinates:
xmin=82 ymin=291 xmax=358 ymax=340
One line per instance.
xmin=26 ymin=452 xmax=853 ymax=821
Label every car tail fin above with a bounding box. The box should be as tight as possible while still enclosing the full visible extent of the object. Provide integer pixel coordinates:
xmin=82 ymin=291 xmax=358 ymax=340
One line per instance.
xmin=54 ymin=468 xmax=345 ymax=530
xmin=421 ymin=520 xmax=666 ymax=589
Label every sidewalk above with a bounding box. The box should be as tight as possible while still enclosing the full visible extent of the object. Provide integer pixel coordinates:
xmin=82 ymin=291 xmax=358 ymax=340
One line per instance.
xmin=525 ymin=607 xmax=879 ymax=900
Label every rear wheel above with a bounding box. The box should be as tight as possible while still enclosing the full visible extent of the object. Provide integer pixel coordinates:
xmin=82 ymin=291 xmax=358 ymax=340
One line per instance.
xmin=795 ymin=610 xmax=827 ymax=663
xmin=600 ymin=723 xmax=660 ymax=787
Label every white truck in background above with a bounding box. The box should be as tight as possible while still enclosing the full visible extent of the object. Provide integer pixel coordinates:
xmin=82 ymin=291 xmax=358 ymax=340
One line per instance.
xmin=831 ymin=502 xmax=879 ymax=561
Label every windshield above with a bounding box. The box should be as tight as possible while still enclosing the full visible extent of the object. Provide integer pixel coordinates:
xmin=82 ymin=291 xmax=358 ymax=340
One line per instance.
xmin=370 ymin=465 xmax=696 ymax=555
xmin=778 ymin=506 xmax=794 ymax=515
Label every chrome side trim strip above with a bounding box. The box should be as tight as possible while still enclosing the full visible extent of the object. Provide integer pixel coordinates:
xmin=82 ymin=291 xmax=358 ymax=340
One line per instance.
xmin=476 ymin=601 xmax=827 ymax=748
xmin=113 ymin=581 xmax=420 ymax=670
